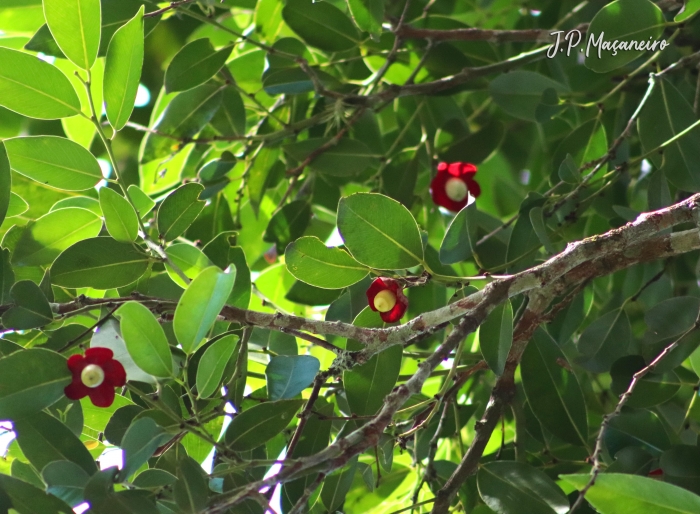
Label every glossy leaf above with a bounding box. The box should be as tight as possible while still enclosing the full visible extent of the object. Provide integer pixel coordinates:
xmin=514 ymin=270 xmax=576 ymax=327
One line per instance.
xmin=321 ymin=458 xmax=358 ymax=512
xmin=263 ymin=200 xmax=311 ymax=253
xmin=157 ymin=183 xmax=205 ymax=242
xmin=479 ymin=299 xmax=513 ymax=376
xmin=0 ymin=348 xmax=71 ymax=420
xmin=1 ymin=280 xmax=53 ymax=330
xmin=282 ymin=0 xmax=359 ymax=52
xmin=563 ymin=473 xmax=700 ymax=514
xmin=117 ymin=301 xmax=173 ymax=378
xmin=14 ymin=411 xmax=97 ymax=475
xmin=210 ymin=86 xmax=246 ymax=137
xmin=478 ymin=461 xmax=569 ymax=514
xmin=338 ymin=193 xmax=424 ymax=269
xmin=639 ymin=79 xmax=700 ymax=192
xmin=4 ymin=136 xmax=103 ymax=191
xmin=41 ymin=461 xmax=90 ymax=507
xmin=51 ymin=237 xmax=150 ymax=289
xmin=347 ymin=0 xmax=383 ymax=35
xmin=489 ymin=71 xmax=568 ymax=121
xmin=0 ymin=46 xmax=81 ymax=119
xmin=196 ymin=334 xmax=239 ymax=398
xmin=224 ymin=399 xmax=304 ymax=451
xmin=439 ymin=202 xmax=478 ymax=264
xmin=577 ymin=309 xmax=631 ymax=372
xmin=0 ymin=474 xmax=73 ymax=514
xmin=141 ymin=83 xmax=223 ymax=163
xmin=44 ymin=0 xmax=101 ymax=70
xmin=285 ymin=236 xmax=369 ymax=289
xmin=521 ymin=329 xmax=588 ymax=446
xmin=104 ymin=6 xmax=144 ymax=131
xmin=11 ymin=207 xmax=102 ymax=267
xmin=174 ymin=266 xmax=235 ymax=353
xmin=165 ymin=38 xmax=233 ymax=93
xmin=610 ymin=355 xmax=680 ymax=408
xmin=266 ymin=355 xmax=320 ymax=401
xmin=345 ymin=310 xmax=402 ymax=416
xmin=164 ymin=243 xmax=213 ymax=288
xmin=99 ymin=187 xmax=139 ymax=243
xmin=284 ymin=138 xmax=376 ymax=177
xmin=584 ymin=0 xmax=664 ymax=73
xmin=0 ymin=144 xmax=9 ymax=227
xmin=174 ymin=455 xmax=208 ymax=513
xmin=120 ymin=417 xmax=171 ymax=480
xmin=6 ymin=193 xmax=28 ymax=219
xmin=127 ymin=184 xmax=155 ymax=218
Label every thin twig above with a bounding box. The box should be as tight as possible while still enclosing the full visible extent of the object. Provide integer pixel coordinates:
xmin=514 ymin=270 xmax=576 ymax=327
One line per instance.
xmin=568 ymin=310 xmax=700 ymax=514
xmin=144 ymin=0 xmax=196 ymax=18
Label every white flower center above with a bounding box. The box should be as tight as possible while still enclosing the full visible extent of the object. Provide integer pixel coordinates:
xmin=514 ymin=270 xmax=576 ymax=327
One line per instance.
xmin=445 ymin=178 xmax=469 ymax=202
xmin=374 ymin=290 xmax=397 ymax=313
xmin=81 ymin=364 xmax=105 ymax=388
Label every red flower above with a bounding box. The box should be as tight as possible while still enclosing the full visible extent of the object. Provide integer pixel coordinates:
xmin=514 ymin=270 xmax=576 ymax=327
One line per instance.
xmin=366 ymin=278 xmax=408 ymax=323
xmin=64 ymin=348 xmax=126 ymax=407
xmin=430 ymin=162 xmax=481 ymax=212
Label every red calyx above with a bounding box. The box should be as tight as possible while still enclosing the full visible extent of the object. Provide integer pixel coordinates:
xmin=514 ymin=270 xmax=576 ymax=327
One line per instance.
xmin=430 ymin=162 xmax=481 ymax=212
xmin=64 ymin=347 xmax=127 ymax=407
xmin=366 ymin=277 xmax=409 ymax=323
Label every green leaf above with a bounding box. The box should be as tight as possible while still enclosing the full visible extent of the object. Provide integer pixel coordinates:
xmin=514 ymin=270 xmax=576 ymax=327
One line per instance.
xmin=558 ymin=153 xmax=580 ymax=184
xmin=439 ymin=202 xmax=479 ymax=265
xmin=661 ymin=445 xmax=700 ymax=495
xmin=104 ymin=404 xmax=143 ymax=446
xmin=577 ymin=309 xmax=631 ymax=372
xmin=285 ymin=236 xmax=369 ymax=289
xmin=174 ymin=455 xmax=208 ymax=514
xmin=117 ymin=301 xmax=173 ymax=378
xmin=0 ymin=249 xmax=14 ymax=306
xmin=1 ymin=280 xmax=53 ymax=330
xmin=196 ymin=334 xmax=239 ymax=398
xmin=119 ymin=417 xmax=170 ymax=481
xmin=132 ymin=469 xmax=177 ymax=489
xmin=0 ymin=474 xmax=73 ymax=514
xmin=104 ymin=6 xmax=144 ymax=131
xmin=228 ymin=246 xmax=251 ymax=309
xmin=521 ymin=329 xmax=588 ymax=446
xmin=5 ymin=136 xmax=103 ymax=191
xmin=42 ymin=461 xmax=90 ymax=507
xmin=165 ymin=38 xmax=233 ymax=93
xmin=127 ymin=184 xmax=155 ymax=218
xmin=51 ymin=236 xmax=150 ymax=289
xmin=605 ymin=409 xmax=671 ymax=457
xmin=282 ymin=0 xmax=359 ymax=52
xmin=344 ymin=318 xmax=402 ymax=415
xmin=489 ymin=71 xmax=568 ymax=121
xmin=283 ymin=138 xmax=376 ymax=177
xmin=174 ymin=266 xmax=235 ymax=353
xmin=44 ymin=0 xmax=101 ymax=70
xmin=263 ymin=200 xmax=311 ymax=253
xmin=7 ymin=193 xmax=28 ymax=218
xmin=266 ymin=355 xmax=320 ymax=401
xmin=478 ymin=461 xmax=570 ymax=514
xmin=14 ymin=411 xmax=97 ymax=476
xmin=0 ymin=46 xmax=81 ymax=119
xmin=12 ymin=207 xmax=102 ymax=267
xmin=224 ymin=399 xmax=304 ymax=451
xmin=157 ymin=183 xmax=205 ymax=242
xmin=210 ymin=85 xmax=246 ymax=137
xmin=553 ymin=119 xmax=608 ymax=172
xmin=676 ymin=0 xmax=700 ymax=21
xmin=51 ymin=196 xmax=101 ymax=215
xmin=321 ymin=458 xmax=358 ymax=512
xmin=478 ymin=299 xmax=513 ymax=376
xmin=337 ymin=193 xmax=424 ymax=269
xmin=141 ymin=83 xmax=223 ymax=163
xmin=585 ymin=0 xmax=664 ymax=73
xmin=562 ymin=473 xmax=700 ymax=514
xmin=640 ymin=78 xmax=700 ymax=192
xmin=0 ymin=348 xmax=71 ymax=420
xmin=610 ymin=355 xmax=680 ymax=408
xmin=347 ymin=0 xmax=384 ymax=35
xmin=164 ymin=243 xmax=213 ymax=288
xmin=99 ymin=187 xmax=139 ymax=243
xmin=0 ymin=143 xmax=9 ymax=227
xmin=246 ymin=147 xmax=280 ymax=215
xmin=529 ymin=207 xmax=555 ymax=254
